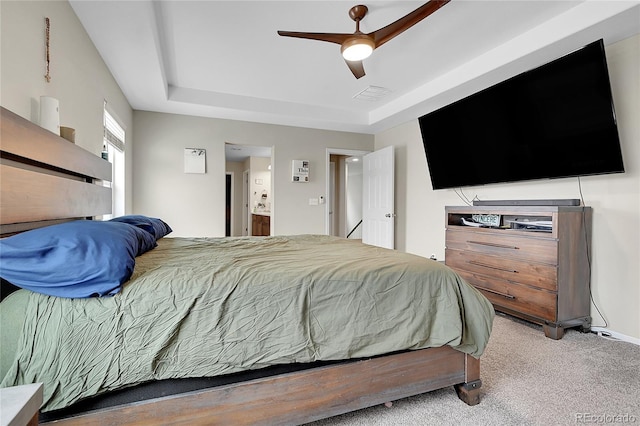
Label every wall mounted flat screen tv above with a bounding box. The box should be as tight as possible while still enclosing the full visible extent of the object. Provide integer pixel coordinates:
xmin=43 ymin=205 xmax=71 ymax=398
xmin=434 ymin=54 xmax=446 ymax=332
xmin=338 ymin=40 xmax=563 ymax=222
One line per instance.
xmin=418 ymin=39 xmax=624 ymax=190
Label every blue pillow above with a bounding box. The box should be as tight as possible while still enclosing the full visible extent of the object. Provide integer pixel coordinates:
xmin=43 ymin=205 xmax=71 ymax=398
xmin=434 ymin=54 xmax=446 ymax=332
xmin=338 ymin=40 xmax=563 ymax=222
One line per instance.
xmin=0 ymin=221 xmax=157 ymax=298
xmin=110 ymin=215 xmax=172 ymax=239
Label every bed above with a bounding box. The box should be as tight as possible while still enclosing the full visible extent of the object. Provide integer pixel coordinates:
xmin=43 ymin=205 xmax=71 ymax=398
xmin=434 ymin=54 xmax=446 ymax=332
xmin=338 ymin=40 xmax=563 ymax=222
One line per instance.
xmin=0 ymin=106 xmax=494 ymax=425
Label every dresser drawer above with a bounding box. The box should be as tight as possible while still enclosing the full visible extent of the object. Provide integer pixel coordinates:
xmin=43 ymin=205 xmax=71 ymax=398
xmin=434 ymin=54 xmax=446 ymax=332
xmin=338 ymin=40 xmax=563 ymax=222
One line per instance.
xmin=446 ymin=249 xmax=558 ymax=292
xmin=446 ymin=229 xmax=558 ymax=265
xmin=456 ymin=270 xmax=557 ymax=322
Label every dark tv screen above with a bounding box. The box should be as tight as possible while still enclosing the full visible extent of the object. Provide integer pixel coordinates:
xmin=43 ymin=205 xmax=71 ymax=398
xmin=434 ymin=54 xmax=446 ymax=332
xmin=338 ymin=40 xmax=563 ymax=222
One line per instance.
xmin=418 ymin=39 xmax=624 ymax=190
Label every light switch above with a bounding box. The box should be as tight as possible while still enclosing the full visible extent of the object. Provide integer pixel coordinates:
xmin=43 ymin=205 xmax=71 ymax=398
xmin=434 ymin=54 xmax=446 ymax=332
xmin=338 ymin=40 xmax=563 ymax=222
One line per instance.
xmin=309 ymin=198 xmax=319 ymax=205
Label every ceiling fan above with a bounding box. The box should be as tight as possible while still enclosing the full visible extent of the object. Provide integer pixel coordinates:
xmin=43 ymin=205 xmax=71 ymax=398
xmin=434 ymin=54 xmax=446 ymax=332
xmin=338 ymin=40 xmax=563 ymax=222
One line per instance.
xmin=277 ymin=0 xmax=450 ymax=79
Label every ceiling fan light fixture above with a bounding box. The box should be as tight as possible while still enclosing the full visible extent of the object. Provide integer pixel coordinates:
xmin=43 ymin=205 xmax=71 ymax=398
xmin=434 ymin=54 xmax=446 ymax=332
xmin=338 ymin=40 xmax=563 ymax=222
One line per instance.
xmin=341 ymin=37 xmax=375 ymax=61
xmin=278 ymin=1 xmax=451 ymax=78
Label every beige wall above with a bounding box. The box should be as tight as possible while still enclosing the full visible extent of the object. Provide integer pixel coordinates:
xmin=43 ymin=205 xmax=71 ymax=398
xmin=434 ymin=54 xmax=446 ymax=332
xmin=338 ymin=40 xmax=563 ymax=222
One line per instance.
xmin=132 ymin=111 xmax=373 ymax=237
xmin=0 ymin=0 xmax=134 ymax=212
xmin=375 ymin=34 xmax=640 ymax=341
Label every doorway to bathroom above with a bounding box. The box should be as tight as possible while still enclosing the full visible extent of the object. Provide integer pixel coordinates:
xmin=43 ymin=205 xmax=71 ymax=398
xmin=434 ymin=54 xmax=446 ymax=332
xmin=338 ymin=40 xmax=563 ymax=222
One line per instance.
xmin=225 ymin=143 xmax=273 ymax=237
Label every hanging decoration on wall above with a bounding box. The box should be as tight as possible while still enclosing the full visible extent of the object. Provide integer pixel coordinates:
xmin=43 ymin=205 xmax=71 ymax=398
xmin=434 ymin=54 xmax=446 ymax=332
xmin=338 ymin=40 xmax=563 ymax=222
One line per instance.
xmin=184 ymin=148 xmax=206 ymax=174
xmin=292 ymin=160 xmax=309 ymax=182
xmin=44 ymin=17 xmax=51 ymax=82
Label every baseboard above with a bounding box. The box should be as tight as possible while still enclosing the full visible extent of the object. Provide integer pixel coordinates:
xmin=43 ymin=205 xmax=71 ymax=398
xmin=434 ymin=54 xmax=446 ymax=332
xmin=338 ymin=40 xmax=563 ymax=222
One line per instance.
xmin=590 ymin=327 xmax=640 ymax=346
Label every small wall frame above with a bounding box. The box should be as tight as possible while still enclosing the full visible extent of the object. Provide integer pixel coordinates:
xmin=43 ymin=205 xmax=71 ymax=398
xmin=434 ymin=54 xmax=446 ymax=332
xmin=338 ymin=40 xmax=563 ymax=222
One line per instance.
xmin=292 ymin=160 xmax=309 ymax=182
xmin=184 ymin=148 xmax=206 ymax=174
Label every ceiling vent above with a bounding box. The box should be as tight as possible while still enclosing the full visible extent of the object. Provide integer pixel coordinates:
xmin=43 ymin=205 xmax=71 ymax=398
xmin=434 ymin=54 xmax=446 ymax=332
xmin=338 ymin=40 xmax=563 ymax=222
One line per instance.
xmin=353 ymin=86 xmax=392 ymax=101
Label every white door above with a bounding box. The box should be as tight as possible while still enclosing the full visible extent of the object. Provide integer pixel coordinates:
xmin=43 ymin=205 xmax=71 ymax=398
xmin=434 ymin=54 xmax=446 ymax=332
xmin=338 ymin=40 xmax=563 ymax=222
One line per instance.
xmin=362 ymin=146 xmax=395 ymax=249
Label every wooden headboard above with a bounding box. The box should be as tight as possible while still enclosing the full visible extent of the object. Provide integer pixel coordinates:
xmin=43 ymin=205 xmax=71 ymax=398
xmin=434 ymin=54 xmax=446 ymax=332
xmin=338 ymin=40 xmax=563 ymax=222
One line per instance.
xmin=0 ymin=106 xmax=112 ymax=235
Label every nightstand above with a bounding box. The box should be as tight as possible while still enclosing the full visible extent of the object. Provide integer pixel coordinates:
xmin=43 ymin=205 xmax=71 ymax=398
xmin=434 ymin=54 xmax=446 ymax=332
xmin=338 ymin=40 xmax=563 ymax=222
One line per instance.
xmin=0 ymin=383 xmax=43 ymax=426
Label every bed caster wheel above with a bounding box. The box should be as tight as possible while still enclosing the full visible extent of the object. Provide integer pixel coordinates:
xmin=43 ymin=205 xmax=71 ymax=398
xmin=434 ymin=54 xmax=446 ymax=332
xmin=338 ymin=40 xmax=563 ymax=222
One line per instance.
xmin=384 ymin=401 xmax=393 ymax=408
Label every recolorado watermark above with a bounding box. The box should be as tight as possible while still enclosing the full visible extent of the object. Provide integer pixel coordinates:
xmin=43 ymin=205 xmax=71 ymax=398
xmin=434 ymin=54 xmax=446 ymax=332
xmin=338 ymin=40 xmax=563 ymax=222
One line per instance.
xmin=576 ymin=413 xmax=637 ymax=423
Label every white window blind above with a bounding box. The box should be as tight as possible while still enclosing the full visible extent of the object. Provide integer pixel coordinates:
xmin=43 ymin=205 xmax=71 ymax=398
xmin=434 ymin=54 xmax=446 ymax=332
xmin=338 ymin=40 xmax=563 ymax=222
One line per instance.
xmin=104 ymin=109 xmax=125 ymax=152
xmin=103 ymin=104 xmax=126 ymax=218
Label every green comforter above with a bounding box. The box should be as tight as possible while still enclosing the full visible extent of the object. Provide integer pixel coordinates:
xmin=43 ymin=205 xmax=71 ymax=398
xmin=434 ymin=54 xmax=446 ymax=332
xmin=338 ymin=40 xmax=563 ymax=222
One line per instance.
xmin=1 ymin=235 xmax=494 ymax=412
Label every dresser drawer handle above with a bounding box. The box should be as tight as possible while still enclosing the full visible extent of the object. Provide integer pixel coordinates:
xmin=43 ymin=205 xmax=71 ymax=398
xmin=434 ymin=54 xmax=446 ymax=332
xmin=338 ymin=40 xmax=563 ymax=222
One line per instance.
xmin=468 ymin=260 xmax=518 ymax=274
xmin=476 ymin=286 xmax=516 ymax=300
xmin=468 ymin=240 xmax=519 ymax=250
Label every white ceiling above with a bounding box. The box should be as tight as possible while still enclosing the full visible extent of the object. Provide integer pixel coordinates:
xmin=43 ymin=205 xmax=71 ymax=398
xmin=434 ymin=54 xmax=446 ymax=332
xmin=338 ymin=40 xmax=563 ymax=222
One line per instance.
xmin=70 ymin=1 xmax=640 ymax=135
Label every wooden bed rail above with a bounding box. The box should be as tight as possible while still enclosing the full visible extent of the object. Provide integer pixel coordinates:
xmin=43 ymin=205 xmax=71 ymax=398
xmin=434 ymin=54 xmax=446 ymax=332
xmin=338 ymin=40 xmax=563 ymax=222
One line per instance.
xmin=43 ymin=348 xmax=480 ymax=425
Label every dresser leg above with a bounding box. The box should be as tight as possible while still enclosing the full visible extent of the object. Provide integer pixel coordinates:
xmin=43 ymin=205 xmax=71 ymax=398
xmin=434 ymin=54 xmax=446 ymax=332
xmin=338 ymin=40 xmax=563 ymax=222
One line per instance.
xmin=580 ymin=316 xmax=592 ymax=333
xmin=543 ymin=323 xmax=565 ymax=340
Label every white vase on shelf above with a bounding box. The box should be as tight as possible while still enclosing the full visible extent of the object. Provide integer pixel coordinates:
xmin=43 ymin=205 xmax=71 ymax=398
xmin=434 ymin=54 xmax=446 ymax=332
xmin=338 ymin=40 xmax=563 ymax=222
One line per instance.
xmin=39 ymin=96 xmax=60 ymax=135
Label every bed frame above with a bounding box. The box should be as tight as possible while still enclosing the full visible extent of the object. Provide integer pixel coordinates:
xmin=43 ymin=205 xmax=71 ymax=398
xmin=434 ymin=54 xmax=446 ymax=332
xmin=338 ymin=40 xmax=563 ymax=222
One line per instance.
xmin=0 ymin=106 xmax=482 ymax=425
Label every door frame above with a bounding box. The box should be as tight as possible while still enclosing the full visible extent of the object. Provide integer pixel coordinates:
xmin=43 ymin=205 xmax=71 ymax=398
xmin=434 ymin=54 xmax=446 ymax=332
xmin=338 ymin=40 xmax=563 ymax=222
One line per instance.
xmin=325 ymin=148 xmax=371 ymax=236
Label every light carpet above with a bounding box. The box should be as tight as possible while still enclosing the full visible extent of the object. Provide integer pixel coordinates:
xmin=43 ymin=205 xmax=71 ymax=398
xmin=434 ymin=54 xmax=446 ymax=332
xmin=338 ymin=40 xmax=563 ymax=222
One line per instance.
xmin=307 ymin=313 xmax=640 ymax=426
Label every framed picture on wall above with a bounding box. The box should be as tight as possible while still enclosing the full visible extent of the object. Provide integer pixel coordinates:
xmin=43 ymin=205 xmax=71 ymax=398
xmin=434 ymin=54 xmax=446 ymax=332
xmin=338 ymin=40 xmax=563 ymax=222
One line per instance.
xmin=292 ymin=160 xmax=309 ymax=182
xmin=184 ymin=148 xmax=206 ymax=173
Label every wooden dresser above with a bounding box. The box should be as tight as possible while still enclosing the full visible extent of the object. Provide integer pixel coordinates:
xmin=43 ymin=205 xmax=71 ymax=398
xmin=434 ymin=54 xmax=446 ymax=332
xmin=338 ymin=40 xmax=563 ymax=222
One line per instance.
xmin=445 ymin=205 xmax=592 ymax=339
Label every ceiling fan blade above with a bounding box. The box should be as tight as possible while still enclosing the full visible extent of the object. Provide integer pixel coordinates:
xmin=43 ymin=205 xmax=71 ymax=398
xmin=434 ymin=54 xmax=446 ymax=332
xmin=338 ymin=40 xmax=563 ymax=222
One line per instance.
xmin=370 ymin=0 xmax=450 ymax=48
xmin=277 ymin=31 xmax=351 ymax=45
xmin=279 ymin=2 xmax=449 ymax=79
xmin=345 ymin=59 xmax=365 ymax=79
